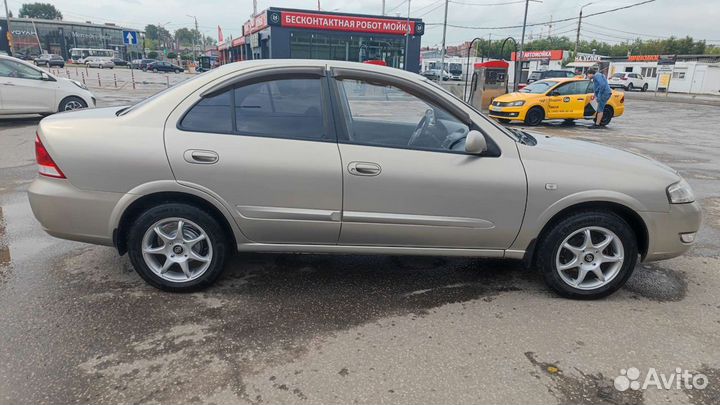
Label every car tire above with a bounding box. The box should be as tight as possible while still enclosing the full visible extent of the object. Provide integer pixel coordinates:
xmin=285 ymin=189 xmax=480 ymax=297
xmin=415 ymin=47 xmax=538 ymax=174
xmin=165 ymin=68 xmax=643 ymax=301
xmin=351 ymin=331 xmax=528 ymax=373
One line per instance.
xmin=58 ymin=96 xmax=88 ymax=112
xmin=534 ymin=210 xmax=638 ymax=299
xmin=627 ymin=83 xmax=634 ymax=91
xmin=153 ymin=68 xmax=158 ymax=73
xmin=600 ymin=106 xmax=614 ymax=125
xmin=175 ymin=69 xmax=181 ymax=73
xmin=100 ymin=65 xmax=104 ymax=69
xmin=524 ymin=106 xmax=544 ymax=126
xmin=642 ymin=83 xmax=648 ymax=92
xmin=127 ymin=203 xmax=229 ymax=292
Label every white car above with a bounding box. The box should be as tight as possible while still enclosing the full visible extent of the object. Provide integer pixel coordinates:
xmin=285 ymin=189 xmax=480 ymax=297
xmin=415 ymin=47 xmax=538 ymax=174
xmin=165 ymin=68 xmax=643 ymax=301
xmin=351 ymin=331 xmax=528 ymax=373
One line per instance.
xmin=85 ymin=57 xmax=115 ymax=69
xmin=609 ymin=72 xmax=648 ymax=92
xmin=0 ymin=55 xmax=95 ymax=115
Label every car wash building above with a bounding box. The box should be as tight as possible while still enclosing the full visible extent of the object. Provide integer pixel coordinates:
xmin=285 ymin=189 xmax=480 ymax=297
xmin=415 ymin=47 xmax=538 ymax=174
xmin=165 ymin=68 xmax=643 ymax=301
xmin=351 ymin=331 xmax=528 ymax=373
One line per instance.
xmin=217 ymin=7 xmax=425 ymax=72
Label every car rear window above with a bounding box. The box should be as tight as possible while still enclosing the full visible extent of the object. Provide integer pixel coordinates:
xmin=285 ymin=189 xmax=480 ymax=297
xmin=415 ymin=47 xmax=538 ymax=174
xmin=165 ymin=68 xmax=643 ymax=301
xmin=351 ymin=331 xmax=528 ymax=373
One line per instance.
xmin=612 ymin=73 xmax=626 ymax=78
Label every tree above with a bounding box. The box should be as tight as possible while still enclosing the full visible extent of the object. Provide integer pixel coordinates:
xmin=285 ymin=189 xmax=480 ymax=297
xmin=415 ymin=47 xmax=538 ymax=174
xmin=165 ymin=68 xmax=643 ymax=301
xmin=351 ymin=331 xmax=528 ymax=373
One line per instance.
xmin=147 ymin=51 xmax=158 ymax=59
xmin=18 ymin=2 xmax=62 ymax=20
xmin=174 ymin=27 xmax=201 ymax=47
xmin=167 ymin=52 xmax=177 ymax=59
xmin=144 ymin=24 xmax=174 ymax=50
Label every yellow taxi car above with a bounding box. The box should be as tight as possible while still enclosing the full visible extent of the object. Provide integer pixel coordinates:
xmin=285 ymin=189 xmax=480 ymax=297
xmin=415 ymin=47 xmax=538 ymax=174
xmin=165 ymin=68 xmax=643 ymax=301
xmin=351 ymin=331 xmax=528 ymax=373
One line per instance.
xmin=488 ymin=77 xmax=625 ymax=126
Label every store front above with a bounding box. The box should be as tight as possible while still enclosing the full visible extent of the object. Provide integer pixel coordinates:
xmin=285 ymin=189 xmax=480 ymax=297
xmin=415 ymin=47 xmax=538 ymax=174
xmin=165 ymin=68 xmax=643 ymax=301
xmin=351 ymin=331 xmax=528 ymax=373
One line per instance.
xmin=0 ymin=17 xmax=141 ymax=60
xmin=219 ymin=8 xmax=425 ymax=72
xmin=510 ymin=50 xmax=568 ymax=83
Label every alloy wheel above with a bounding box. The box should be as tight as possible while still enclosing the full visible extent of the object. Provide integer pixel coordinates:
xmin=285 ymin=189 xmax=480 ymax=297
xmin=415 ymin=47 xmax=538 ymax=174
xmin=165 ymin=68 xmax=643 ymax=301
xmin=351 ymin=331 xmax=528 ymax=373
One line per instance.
xmin=141 ymin=217 xmax=213 ymax=282
xmin=555 ymin=226 xmax=624 ymax=290
xmin=64 ymin=100 xmax=85 ymax=110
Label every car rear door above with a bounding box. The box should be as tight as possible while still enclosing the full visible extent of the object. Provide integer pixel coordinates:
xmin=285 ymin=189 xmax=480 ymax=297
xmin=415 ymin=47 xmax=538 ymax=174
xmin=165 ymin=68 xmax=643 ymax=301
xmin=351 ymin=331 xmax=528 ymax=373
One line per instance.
xmin=331 ymin=71 xmax=526 ymax=250
xmin=164 ymin=67 xmax=343 ymax=244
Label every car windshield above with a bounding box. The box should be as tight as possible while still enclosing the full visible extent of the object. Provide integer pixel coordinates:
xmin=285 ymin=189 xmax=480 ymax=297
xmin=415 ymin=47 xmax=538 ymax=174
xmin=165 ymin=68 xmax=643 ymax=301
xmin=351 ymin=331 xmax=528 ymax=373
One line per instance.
xmin=520 ymin=80 xmax=554 ymax=93
xmin=529 ymin=72 xmax=542 ymax=80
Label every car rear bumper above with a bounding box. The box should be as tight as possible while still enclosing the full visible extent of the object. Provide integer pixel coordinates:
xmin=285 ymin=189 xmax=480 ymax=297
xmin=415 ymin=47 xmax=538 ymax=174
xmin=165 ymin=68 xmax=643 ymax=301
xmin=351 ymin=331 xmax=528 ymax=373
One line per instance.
xmin=640 ymin=201 xmax=702 ymax=262
xmin=28 ymin=176 xmax=123 ymax=246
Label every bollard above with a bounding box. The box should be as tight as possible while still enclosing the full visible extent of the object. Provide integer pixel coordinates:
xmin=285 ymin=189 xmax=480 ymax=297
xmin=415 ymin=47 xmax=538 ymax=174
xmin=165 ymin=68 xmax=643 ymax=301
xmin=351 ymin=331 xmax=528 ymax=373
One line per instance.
xmin=81 ymin=71 xmax=86 ymax=85
xmin=114 ymin=74 xmax=118 ymax=88
xmin=166 ymin=75 xmax=170 ymax=87
xmin=75 ymin=67 xmax=79 ymax=77
xmin=130 ymin=68 xmax=136 ymax=90
xmin=66 ymin=69 xmax=70 ymax=78
xmin=97 ymin=72 xmax=101 ymax=87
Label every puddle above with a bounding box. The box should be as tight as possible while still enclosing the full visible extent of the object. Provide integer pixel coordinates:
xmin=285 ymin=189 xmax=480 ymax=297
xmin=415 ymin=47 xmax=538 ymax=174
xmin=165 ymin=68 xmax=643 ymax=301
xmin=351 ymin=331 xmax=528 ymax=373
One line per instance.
xmin=525 ymin=351 xmax=645 ymax=405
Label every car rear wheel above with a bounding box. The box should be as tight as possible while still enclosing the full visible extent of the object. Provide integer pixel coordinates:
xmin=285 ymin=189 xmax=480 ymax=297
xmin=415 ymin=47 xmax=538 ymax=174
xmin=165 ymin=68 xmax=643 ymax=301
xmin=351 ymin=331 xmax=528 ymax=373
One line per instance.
xmin=127 ymin=203 xmax=228 ymax=292
xmin=153 ymin=68 xmax=158 ymax=73
xmin=534 ymin=211 xmax=638 ymax=299
xmin=627 ymin=83 xmax=634 ymax=91
xmin=524 ymin=107 xmax=544 ymax=126
xmin=58 ymin=96 xmax=87 ymax=111
xmin=642 ymin=83 xmax=648 ymax=92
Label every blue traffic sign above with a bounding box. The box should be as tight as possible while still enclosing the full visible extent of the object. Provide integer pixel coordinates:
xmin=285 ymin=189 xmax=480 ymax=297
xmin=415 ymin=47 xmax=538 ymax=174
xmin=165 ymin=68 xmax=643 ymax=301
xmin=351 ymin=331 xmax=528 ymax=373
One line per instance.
xmin=122 ymin=30 xmax=139 ymax=45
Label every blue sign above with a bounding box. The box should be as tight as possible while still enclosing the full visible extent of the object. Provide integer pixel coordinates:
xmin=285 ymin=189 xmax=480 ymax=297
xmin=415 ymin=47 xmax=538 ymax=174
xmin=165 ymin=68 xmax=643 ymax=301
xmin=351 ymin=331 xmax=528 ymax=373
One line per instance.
xmin=122 ymin=30 xmax=139 ymax=45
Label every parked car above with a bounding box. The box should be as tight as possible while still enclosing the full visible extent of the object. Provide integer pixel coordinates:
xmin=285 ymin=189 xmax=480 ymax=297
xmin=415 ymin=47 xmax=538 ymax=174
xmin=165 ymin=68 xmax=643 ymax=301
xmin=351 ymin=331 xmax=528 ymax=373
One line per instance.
xmin=421 ymin=68 xmax=450 ymax=81
xmin=28 ymin=59 xmax=700 ymax=299
xmin=34 ymin=54 xmax=65 ymax=68
xmin=145 ymin=61 xmax=184 ymax=73
xmin=131 ymin=58 xmax=156 ymax=70
xmin=85 ymin=57 xmax=115 ymax=69
xmin=526 ymin=70 xmax=576 ymax=84
xmin=0 ymin=55 xmax=95 ymax=115
xmin=111 ymin=57 xmax=128 ymax=66
xmin=489 ymin=78 xmax=625 ymax=126
xmin=609 ymin=72 xmax=648 ymax=91
xmin=14 ymin=52 xmax=37 ymax=61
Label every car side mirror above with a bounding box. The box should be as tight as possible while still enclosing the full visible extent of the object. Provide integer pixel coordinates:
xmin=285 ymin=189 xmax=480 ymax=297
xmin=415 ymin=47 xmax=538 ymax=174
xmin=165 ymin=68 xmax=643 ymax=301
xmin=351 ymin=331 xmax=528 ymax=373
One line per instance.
xmin=465 ymin=130 xmax=488 ymax=155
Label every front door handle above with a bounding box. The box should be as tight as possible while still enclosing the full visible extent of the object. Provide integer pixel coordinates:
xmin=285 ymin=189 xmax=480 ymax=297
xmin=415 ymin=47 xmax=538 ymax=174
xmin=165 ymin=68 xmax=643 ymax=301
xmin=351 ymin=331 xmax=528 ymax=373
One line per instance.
xmin=348 ymin=161 xmax=381 ymax=176
xmin=183 ymin=149 xmax=219 ymax=164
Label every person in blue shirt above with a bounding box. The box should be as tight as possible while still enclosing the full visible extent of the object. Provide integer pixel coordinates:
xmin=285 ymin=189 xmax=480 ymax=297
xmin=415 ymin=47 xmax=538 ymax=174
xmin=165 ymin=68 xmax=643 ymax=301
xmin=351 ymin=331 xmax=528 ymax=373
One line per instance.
xmin=586 ymin=67 xmax=612 ymax=128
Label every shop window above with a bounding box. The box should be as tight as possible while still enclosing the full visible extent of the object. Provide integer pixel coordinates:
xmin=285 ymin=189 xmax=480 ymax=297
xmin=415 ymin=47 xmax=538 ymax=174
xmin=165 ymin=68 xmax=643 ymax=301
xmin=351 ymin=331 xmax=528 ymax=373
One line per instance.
xmin=641 ymin=67 xmax=657 ymax=78
xmin=672 ymin=71 xmax=686 ymax=79
xmin=624 ymin=67 xmax=633 ymax=72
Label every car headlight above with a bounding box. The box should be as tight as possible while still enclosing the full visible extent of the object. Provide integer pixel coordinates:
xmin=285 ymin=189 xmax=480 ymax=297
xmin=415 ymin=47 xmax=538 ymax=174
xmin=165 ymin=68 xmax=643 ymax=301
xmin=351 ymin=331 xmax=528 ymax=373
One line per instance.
xmin=72 ymin=80 xmax=88 ymax=90
xmin=667 ymin=179 xmax=695 ymax=204
xmin=511 ymin=100 xmax=525 ymax=106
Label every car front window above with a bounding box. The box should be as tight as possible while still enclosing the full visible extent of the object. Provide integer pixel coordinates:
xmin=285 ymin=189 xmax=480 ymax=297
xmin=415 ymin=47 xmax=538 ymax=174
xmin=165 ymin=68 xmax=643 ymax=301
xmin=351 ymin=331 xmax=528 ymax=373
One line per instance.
xmin=0 ymin=60 xmax=43 ymax=80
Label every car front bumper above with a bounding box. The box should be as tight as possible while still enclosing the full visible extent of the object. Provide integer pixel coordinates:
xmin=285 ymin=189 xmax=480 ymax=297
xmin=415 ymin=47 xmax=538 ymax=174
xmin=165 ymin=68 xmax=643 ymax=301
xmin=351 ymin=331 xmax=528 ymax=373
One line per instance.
xmin=640 ymin=201 xmax=702 ymax=262
xmin=488 ymin=105 xmax=526 ymax=120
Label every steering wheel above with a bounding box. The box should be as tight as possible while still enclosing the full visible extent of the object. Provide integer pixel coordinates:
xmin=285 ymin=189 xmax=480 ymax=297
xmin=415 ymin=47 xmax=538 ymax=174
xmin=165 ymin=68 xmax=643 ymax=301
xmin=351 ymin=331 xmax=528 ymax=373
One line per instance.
xmin=407 ymin=109 xmax=436 ymax=147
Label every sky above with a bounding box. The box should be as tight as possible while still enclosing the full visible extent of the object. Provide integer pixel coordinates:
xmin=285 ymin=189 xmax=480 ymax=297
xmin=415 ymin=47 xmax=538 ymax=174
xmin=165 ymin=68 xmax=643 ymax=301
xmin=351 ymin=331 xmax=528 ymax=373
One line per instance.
xmin=8 ymin=0 xmax=720 ymax=47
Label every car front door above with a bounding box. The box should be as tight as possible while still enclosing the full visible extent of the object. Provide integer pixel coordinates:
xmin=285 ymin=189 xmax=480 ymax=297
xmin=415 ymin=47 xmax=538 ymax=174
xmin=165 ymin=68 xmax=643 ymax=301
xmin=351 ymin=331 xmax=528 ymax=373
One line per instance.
xmin=164 ymin=69 xmax=343 ymax=244
xmin=546 ymin=81 xmax=588 ymax=119
xmin=0 ymin=59 xmax=55 ymax=113
xmin=332 ymin=74 xmax=526 ymax=250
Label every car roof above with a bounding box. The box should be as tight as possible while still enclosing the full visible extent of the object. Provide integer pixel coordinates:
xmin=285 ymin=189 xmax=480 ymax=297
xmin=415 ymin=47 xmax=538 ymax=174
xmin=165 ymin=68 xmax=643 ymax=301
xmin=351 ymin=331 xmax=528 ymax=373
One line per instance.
xmin=541 ymin=77 xmax=587 ymax=83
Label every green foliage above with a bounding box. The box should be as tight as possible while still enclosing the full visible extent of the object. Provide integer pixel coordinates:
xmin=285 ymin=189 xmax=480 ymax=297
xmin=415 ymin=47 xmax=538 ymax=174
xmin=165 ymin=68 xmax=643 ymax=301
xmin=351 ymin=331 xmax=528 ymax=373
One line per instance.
xmin=477 ymin=35 xmax=711 ymax=60
xmin=147 ymin=51 xmax=159 ymax=59
xmin=18 ymin=2 xmax=62 ymax=19
xmin=174 ymin=27 xmax=201 ymax=47
xmin=167 ymin=52 xmax=178 ymax=59
xmin=144 ymin=24 xmax=174 ymax=49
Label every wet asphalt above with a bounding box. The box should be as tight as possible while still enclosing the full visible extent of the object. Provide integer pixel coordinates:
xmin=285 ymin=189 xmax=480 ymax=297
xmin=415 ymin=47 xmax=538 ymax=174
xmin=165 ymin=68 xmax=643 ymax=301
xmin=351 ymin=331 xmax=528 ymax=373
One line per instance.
xmin=1 ymin=69 xmax=719 ymax=404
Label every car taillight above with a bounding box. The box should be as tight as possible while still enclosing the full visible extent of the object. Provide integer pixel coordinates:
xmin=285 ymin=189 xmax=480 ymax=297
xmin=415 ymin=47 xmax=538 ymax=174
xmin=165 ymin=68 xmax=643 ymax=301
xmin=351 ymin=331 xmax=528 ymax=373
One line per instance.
xmin=35 ymin=134 xmax=66 ymax=178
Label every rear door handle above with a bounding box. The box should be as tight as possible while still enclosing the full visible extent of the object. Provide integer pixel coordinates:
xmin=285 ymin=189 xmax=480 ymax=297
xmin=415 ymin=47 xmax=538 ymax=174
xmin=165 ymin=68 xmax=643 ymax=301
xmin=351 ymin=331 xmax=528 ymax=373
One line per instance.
xmin=183 ymin=149 xmax=219 ymax=164
xmin=348 ymin=161 xmax=381 ymax=176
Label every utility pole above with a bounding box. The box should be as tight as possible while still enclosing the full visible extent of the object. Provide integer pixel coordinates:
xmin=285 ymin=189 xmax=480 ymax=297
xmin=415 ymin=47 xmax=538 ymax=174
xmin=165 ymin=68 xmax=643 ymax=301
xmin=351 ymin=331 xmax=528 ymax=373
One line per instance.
xmin=404 ymin=0 xmax=410 ymax=70
xmin=438 ymin=0 xmax=449 ymax=83
xmin=516 ymin=0 xmax=530 ymax=91
xmin=382 ymin=0 xmax=386 ymax=15
xmin=187 ymin=14 xmax=199 ymax=62
xmin=575 ymin=3 xmax=593 ymax=58
xmin=3 ymin=0 xmax=14 ymax=55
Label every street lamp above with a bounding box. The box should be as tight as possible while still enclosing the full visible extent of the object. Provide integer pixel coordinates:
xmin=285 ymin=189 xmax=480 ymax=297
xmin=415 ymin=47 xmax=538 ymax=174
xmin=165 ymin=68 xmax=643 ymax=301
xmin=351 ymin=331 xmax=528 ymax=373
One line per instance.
xmin=186 ymin=14 xmax=200 ymax=62
xmin=574 ymin=2 xmax=593 ymax=58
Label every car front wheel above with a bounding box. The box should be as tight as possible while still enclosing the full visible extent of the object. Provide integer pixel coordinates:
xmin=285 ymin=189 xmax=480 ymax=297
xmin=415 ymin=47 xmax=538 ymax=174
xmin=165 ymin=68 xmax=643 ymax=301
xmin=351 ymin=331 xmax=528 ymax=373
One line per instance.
xmin=127 ymin=203 xmax=228 ymax=292
xmin=535 ymin=211 xmax=638 ymax=299
xmin=524 ymin=107 xmax=544 ymax=126
xmin=59 ymin=96 xmax=88 ymax=111
xmin=642 ymin=83 xmax=648 ymax=92
xmin=627 ymin=83 xmax=634 ymax=91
